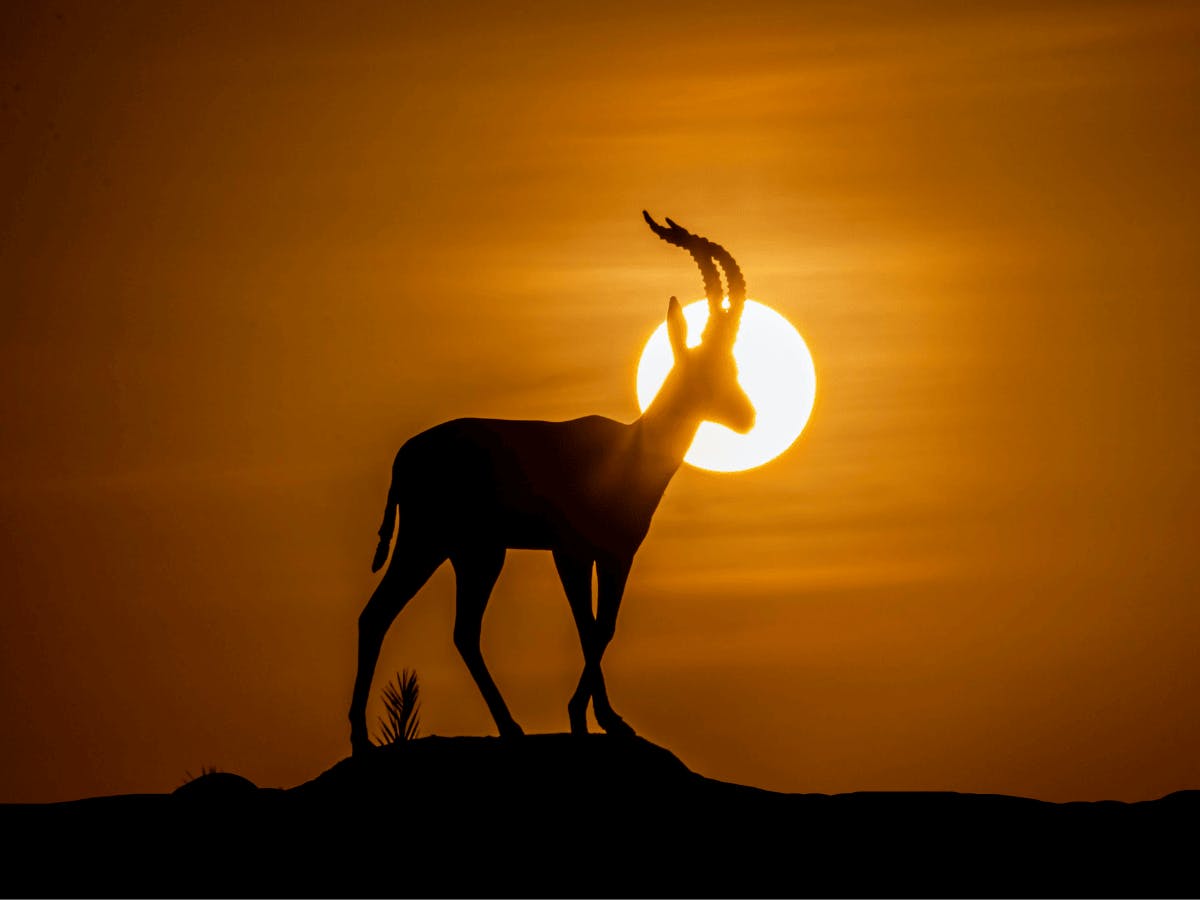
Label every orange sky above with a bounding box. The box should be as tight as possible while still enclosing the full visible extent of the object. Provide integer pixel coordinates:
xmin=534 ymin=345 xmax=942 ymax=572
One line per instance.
xmin=2 ymin=0 xmax=1198 ymax=803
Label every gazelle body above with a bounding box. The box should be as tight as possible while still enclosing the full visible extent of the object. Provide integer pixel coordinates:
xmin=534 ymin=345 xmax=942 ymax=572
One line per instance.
xmin=348 ymin=213 xmax=754 ymax=753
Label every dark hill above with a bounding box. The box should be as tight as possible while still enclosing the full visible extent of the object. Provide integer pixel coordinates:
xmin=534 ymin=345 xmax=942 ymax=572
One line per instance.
xmin=1 ymin=734 xmax=1195 ymax=897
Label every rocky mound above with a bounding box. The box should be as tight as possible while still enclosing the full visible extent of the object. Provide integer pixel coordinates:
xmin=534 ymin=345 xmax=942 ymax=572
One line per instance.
xmin=1 ymin=734 xmax=1195 ymax=897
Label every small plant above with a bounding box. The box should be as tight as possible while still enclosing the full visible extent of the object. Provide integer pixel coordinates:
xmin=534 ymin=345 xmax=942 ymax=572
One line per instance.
xmin=180 ymin=765 xmax=221 ymax=786
xmin=376 ymin=668 xmax=421 ymax=745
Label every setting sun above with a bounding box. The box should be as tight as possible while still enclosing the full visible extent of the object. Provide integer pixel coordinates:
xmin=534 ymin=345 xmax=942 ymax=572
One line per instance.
xmin=636 ymin=300 xmax=816 ymax=472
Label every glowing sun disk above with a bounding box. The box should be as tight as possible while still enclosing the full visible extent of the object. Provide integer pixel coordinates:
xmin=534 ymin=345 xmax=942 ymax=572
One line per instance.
xmin=636 ymin=299 xmax=816 ymax=472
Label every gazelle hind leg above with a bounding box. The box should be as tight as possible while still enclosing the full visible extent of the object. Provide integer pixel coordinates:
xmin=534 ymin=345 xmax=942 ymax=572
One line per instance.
xmin=451 ymin=546 xmax=523 ymax=738
xmin=349 ymin=538 xmax=445 ymax=754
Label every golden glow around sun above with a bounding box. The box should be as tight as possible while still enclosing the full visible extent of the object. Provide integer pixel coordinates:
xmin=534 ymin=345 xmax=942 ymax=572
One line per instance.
xmin=636 ymin=299 xmax=816 ymax=472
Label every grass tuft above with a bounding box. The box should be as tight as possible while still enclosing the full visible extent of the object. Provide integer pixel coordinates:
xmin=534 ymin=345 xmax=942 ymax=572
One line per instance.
xmin=181 ymin=765 xmax=221 ymax=785
xmin=377 ymin=668 xmax=421 ymax=745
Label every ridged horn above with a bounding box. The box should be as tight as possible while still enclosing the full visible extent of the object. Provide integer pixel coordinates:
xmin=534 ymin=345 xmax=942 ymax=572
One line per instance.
xmin=644 ymin=211 xmax=745 ymax=344
xmin=643 ymin=211 xmax=725 ymax=324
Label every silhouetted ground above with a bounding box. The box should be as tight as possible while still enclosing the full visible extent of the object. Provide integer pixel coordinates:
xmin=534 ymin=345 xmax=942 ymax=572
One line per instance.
xmin=1 ymin=734 xmax=1195 ymax=897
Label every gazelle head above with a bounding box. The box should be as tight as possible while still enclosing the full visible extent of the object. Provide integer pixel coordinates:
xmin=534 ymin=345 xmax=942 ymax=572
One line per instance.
xmin=644 ymin=211 xmax=756 ymax=435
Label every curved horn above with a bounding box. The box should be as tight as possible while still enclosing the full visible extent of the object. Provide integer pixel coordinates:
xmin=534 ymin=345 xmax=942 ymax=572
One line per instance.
xmin=665 ymin=216 xmax=746 ymax=335
xmin=645 ymin=211 xmax=746 ymax=344
xmin=643 ymin=211 xmax=725 ymax=321
xmin=706 ymin=241 xmax=746 ymax=333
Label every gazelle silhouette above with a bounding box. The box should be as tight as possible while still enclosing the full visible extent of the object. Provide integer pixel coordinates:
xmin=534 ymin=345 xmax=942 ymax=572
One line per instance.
xmin=349 ymin=212 xmax=754 ymax=753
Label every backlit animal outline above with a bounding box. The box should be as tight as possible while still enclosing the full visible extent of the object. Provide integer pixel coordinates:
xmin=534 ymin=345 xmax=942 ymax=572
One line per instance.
xmin=349 ymin=212 xmax=755 ymax=752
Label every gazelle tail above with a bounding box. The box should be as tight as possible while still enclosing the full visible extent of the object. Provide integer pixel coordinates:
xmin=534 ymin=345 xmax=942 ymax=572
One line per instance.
xmin=371 ymin=461 xmax=400 ymax=573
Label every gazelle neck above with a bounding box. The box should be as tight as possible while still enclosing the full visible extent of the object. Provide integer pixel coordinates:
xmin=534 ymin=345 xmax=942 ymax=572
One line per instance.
xmin=635 ymin=372 xmax=703 ymax=468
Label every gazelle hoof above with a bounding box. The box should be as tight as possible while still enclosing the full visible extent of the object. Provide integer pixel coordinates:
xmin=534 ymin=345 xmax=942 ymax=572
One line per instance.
xmin=597 ymin=712 xmax=636 ymax=738
xmin=568 ymin=699 xmax=589 ymax=735
xmin=498 ymin=721 xmax=525 ymax=739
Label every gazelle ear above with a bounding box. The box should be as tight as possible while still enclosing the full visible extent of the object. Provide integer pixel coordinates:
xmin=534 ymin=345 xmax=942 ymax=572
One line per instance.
xmin=667 ymin=296 xmax=687 ymax=360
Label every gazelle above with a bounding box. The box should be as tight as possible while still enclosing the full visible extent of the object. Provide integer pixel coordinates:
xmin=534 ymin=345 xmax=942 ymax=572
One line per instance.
xmin=349 ymin=212 xmax=754 ymax=753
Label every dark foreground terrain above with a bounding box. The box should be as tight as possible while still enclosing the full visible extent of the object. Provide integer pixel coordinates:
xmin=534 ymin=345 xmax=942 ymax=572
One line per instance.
xmin=1 ymin=734 xmax=1195 ymax=897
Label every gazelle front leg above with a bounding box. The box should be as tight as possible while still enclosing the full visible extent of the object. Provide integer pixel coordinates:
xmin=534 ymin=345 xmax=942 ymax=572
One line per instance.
xmin=589 ymin=556 xmax=634 ymax=736
xmin=553 ymin=550 xmax=597 ymax=735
